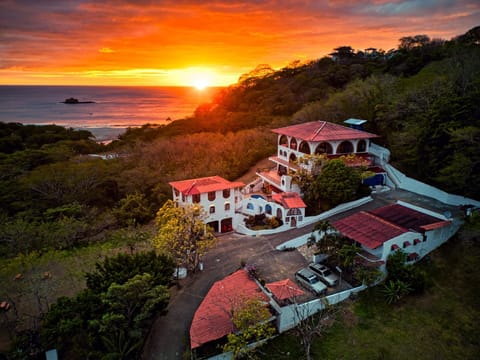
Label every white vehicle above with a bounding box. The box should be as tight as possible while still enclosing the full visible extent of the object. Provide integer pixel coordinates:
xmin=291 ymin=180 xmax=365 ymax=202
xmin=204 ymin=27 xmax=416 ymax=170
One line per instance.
xmin=295 ymin=268 xmax=327 ymax=295
xmin=309 ymin=263 xmax=339 ymax=287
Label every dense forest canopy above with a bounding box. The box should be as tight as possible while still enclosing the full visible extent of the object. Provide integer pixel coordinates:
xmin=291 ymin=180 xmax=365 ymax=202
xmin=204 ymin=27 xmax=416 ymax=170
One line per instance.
xmin=1 ymin=26 xmax=479 ymax=258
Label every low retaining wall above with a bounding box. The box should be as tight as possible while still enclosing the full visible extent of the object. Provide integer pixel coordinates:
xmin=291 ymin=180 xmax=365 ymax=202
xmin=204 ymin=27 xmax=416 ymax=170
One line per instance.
xmin=276 ymin=285 xmax=366 ymax=333
xmin=384 ymin=164 xmax=480 ymax=208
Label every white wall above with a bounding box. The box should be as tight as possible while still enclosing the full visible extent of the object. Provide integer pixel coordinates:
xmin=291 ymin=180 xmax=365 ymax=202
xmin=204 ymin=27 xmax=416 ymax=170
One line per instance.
xmin=276 ymin=285 xmax=366 ymax=332
xmin=384 ymin=164 xmax=480 ymax=207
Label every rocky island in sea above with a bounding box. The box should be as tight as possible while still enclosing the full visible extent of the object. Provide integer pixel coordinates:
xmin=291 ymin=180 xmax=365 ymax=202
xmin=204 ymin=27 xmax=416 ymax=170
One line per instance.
xmin=62 ymin=97 xmax=95 ymax=104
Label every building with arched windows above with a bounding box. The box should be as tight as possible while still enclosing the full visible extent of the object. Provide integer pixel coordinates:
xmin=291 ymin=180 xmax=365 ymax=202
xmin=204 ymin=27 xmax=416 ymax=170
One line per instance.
xmin=257 ymin=120 xmax=379 ymax=193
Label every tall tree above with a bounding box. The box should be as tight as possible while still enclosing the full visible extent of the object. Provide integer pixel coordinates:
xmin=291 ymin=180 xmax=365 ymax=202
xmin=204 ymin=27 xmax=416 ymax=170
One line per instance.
xmin=153 ymin=200 xmax=217 ymax=273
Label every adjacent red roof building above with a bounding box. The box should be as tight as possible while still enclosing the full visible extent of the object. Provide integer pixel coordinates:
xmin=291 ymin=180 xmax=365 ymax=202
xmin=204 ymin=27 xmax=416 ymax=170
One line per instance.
xmin=190 ymin=270 xmax=268 ymax=349
xmin=170 ymin=175 xmax=244 ymax=196
xmin=272 ymin=121 xmax=378 ymax=142
xmin=266 ymin=278 xmax=305 ymax=301
xmin=369 ymin=204 xmax=449 ymax=232
xmin=272 ymin=192 xmax=306 ymax=209
xmin=333 ymin=211 xmax=408 ymax=249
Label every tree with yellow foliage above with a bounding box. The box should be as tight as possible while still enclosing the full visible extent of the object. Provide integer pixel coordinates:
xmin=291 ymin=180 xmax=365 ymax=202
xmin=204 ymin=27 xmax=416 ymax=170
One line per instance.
xmin=153 ymin=200 xmax=217 ymax=274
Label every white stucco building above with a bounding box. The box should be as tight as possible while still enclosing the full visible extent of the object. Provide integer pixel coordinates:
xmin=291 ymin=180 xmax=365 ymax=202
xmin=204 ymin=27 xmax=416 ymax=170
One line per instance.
xmin=169 ymin=176 xmax=245 ymax=233
xmin=256 ymin=120 xmax=379 ymax=194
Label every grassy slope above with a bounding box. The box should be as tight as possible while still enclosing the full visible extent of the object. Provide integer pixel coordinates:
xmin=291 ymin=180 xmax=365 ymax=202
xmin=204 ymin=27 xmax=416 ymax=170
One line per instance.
xmin=261 ymin=230 xmax=480 ymax=359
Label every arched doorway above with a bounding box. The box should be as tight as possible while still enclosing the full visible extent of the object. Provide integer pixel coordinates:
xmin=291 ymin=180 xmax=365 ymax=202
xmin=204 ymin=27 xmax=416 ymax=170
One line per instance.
xmin=276 ymin=208 xmax=282 ymax=219
xmin=290 ymin=217 xmax=297 ymax=227
xmin=221 ymin=218 xmax=233 ymax=233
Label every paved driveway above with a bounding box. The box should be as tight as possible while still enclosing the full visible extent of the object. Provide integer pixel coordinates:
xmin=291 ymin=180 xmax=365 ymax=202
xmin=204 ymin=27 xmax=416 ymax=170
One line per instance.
xmin=141 ymin=189 xmax=461 ymax=359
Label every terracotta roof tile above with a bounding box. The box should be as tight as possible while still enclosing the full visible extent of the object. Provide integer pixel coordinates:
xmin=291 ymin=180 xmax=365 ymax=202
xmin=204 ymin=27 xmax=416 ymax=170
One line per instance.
xmin=272 ymin=192 xmax=306 ymax=209
xmin=333 ymin=211 xmax=407 ymax=249
xmin=272 ymin=121 xmax=378 ymax=142
xmin=190 ymin=270 xmax=268 ymax=349
xmin=266 ymin=278 xmax=304 ymax=300
xmin=170 ymin=176 xmax=245 ymax=196
xmin=370 ymin=204 xmax=446 ymax=232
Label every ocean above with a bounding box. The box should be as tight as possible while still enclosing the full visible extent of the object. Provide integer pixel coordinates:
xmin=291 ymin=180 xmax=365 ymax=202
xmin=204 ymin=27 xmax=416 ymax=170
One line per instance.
xmin=0 ymin=85 xmax=220 ymax=141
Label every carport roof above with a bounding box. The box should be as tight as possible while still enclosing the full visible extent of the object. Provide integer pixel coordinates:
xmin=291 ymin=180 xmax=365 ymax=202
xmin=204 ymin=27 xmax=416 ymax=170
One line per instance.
xmin=370 ymin=204 xmax=447 ymax=232
xmin=190 ymin=269 xmax=268 ymax=349
xmin=266 ymin=278 xmax=304 ymax=300
xmin=333 ymin=211 xmax=408 ymax=249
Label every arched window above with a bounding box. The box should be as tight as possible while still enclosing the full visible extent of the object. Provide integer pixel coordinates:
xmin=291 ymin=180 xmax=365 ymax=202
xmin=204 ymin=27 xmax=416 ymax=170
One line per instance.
xmin=289 ymin=153 xmax=297 ymax=163
xmin=192 ymin=194 xmax=201 ymax=203
xmin=298 ymin=141 xmax=311 ymax=154
xmin=265 ymin=204 xmax=272 ymax=215
xmin=289 ymin=138 xmax=297 ymax=150
xmin=247 ymin=203 xmax=254 ymax=210
xmin=225 ymin=202 xmax=230 ymax=211
xmin=279 ymin=135 xmax=288 ymax=147
xmin=337 ymin=141 xmax=354 ymax=154
xmin=315 ymin=142 xmax=333 ymax=154
xmin=209 ymin=205 xmax=215 ymax=214
xmin=223 ymin=188 xmax=231 ymax=198
xmin=357 ymin=140 xmax=367 ymax=153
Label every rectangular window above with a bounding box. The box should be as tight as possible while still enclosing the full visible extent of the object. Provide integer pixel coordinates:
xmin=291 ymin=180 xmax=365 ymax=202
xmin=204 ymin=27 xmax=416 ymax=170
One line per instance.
xmin=192 ymin=194 xmax=201 ymax=203
xmin=285 ymin=217 xmax=290 ymax=222
xmin=225 ymin=203 xmax=230 ymax=211
xmin=223 ymin=189 xmax=231 ymax=198
xmin=209 ymin=206 xmax=215 ymax=214
xmin=208 ymin=191 xmax=216 ymax=201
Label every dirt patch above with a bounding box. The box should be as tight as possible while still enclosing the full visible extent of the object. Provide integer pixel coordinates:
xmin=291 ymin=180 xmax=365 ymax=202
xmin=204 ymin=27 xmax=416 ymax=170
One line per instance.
xmin=235 ymin=157 xmax=273 ymax=184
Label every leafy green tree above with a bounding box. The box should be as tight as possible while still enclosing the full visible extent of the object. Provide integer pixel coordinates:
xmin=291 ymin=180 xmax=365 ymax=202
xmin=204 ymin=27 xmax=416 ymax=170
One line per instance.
xmin=153 ymin=200 xmax=217 ymax=273
xmin=305 ymin=159 xmax=362 ymax=211
xmin=223 ymin=298 xmax=275 ymax=359
xmin=113 ymin=192 xmax=152 ymax=226
xmin=86 ymin=251 xmax=174 ymax=293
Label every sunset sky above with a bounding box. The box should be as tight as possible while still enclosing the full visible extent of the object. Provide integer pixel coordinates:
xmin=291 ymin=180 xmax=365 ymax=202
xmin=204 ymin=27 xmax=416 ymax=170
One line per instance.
xmin=1 ymin=1 xmax=478 ymax=87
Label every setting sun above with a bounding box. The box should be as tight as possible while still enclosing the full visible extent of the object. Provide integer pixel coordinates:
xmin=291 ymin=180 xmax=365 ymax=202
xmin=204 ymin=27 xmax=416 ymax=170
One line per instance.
xmin=193 ymin=76 xmax=210 ymax=90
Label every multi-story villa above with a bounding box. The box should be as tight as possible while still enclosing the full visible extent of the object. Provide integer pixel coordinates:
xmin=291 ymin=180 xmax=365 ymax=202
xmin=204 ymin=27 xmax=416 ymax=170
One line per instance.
xmin=256 ymin=119 xmax=379 ymax=194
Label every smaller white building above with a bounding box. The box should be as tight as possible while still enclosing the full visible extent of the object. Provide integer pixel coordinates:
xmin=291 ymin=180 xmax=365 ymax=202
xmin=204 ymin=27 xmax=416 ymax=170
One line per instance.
xmin=333 ymin=202 xmax=459 ymax=267
xmin=169 ymin=176 xmax=245 ymax=233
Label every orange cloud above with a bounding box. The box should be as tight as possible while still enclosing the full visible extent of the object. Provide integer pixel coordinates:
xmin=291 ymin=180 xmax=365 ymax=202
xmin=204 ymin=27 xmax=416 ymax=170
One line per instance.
xmin=0 ymin=1 xmax=478 ymax=85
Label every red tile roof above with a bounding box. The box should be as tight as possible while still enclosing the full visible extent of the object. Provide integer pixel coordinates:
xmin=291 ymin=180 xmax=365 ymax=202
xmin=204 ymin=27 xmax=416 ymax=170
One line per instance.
xmin=333 ymin=211 xmax=407 ymax=249
xmin=170 ymin=176 xmax=245 ymax=196
xmin=190 ymin=270 xmax=268 ymax=349
xmin=266 ymin=278 xmax=305 ymax=300
xmin=420 ymin=221 xmax=452 ymax=231
xmin=272 ymin=121 xmax=378 ymax=142
xmin=272 ymin=192 xmax=306 ymax=209
xmin=370 ymin=204 xmax=445 ymax=233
